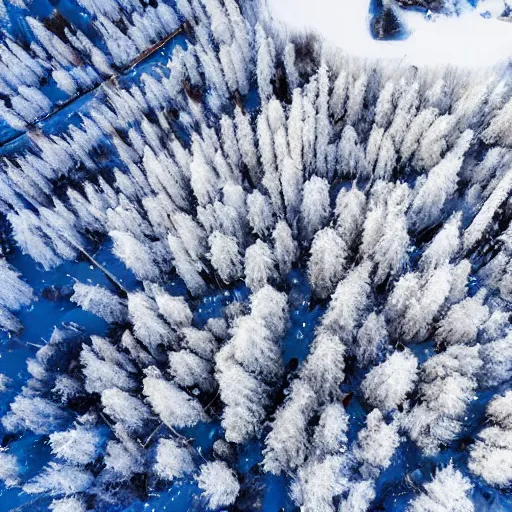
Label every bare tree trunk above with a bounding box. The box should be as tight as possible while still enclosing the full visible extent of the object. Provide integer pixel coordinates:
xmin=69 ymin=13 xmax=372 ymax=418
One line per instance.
xmin=142 ymin=422 xmax=164 ymax=448
xmin=75 ymin=244 xmax=128 ymax=296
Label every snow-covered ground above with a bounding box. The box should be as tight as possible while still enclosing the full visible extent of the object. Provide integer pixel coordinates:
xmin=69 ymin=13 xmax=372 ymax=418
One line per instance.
xmin=265 ymin=0 xmax=512 ymax=67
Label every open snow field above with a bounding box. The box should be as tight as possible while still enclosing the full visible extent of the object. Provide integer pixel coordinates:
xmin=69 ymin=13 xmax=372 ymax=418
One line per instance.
xmin=265 ymin=0 xmax=512 ymax=67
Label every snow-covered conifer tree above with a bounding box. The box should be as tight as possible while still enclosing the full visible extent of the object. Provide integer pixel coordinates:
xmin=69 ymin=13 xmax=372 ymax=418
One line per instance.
xmin=361 ymin=349 xmax=418 ymax=413
xmin=479 ymin=332 xmax=512 ymax=388
xmin=400 ymin=107 xmax=439 ymax=161
xmin=300 ymin=176 xmax=331 ymax=242
xmin=334 ymin=186 xmax=366 ymax=248
xmin=300 ymin=330 xmax=347 ymax=403
xmin=288 ymin=88 xmax=304 ymax=170
xmin=168 ymin=235 xmax=207 ymax=296
xmin=290 ymin=455 xmax=349 ymax=512
xmin=345 ymin=72 xmax=368 ymax=126
xmin=353 ymin=409 xmax=399 ymax=478
xmin=80 ymin=342 xmax=136 ymax=395
xmin=409 ymin=130 xmax=473 ymax=231
xmin=330 ymin=68 xmax=348 ymax=120
xmin=365 ymin=125 xmax=384 ymax=171
xmin=263 ymin=380 xmax=316 ymax=474
xmin=371 ymin=184 xmax=411 ymax=284
xmin=315 ymin=64 xmax=331 ymax=178
xmin=374 ymin=132 xmax=396 ymax=181
xmin=482 ymin=96 xmax=512 ymax=146
xmin=302 ymin=77 xmax=318 ymax=172
xmin=403 ymin=345 xmax=482 ymax=455
xmin=435 ymin=289 xmax=489 ymax=347
xmin=337 ymin=125 xmax=367 ymax=178
xmin=234 ymin=106 xmax=259 ymax=183
xmin=468 ymin=391 xmax=512 ymax=487
xmin=244 ymin=240 xmax=278 ymax=291
xmin=374 ymin=80 xmax=395 ymax=129
xmin=308 ymin=227 xmax=347 ymax=299
xmin=321 ymin=262 xmax=372 ymax=341
xmin=2 ymin=395 xmax=67 ymax=435
xmin=311 ymin=402 xmax=349 ymax=458
xmin=203 ymin=0 xmax=232 ymax=46
xmin=256 ymin=24 xmax=275 ymax=103
xmin=215 ymin=348 xmax=269 ymax=443
xmin=217 ymin=285 xmax=287 ymax=443
xmin=182 ymin=327 xmax=219 ymax=361
xmin=284 ymin=43 xmax=299 ymax=91
xmin=339 ymin=481 xmax=376 ymax=512
xmin=197 ymin=461 xmax=240 ymax=510
xmin=219 ymin=114 xmax=242 ymax=171
xmin=385 ymin=265 xmax=453 ymax=342
xmin=169 ymin=350 xmax=215 ymax=391
xmin=272 ymin=220 xmax=298 ymax=277
xmin=281 ymin=156 xmax=303 ymax=225
xmin=71 ymin=283 xmax=127 ymax=323
xmin=111 ymin=230 xmax=161 ymax=282
xmin=463 ymin=167 xmax=512 ymax=251
xmin=128 ymin=293 xmax=175 ymax=357
xmin=49 ymin=425 xmax=103 ymax=466
xmin=49 ymin=497 xmax=87 ymax=512
xmin=209 ymin=231 xmax=243 ymax=284
xmin=101 ymin=388 xmax=151 ymax=433
xmin=0 ymin=452 xmax=19 ymax=488
xmin=419 ymin=212 xmax=462 ymax=272
xmin=0 ymin=260 xmax=32 ymax=331
xmin=355 ymin=312 xmax=388 ymax=365
xmin=407 ymin=463 xmax=474 ymax=512
xmin=247 ymin=190 xmax=274 ymax=238
xmin=23 ymin=462 xmax=93 ymax=497
xmin=154 ymin=438 xmax=195 ymax=482
xmin=142 ymin=368 xmax=205 ymax=429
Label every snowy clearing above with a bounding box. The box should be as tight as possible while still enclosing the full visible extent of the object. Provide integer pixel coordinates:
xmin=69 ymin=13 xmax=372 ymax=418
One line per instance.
xmin=265 ymin=0 xmax=512 ymax=67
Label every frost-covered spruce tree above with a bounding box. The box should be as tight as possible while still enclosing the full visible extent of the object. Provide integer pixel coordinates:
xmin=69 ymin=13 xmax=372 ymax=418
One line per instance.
xmin=197 ymin=460 xmax=240 ymax=510
xmin=468 ymin=391 xmax=512 ymax=487
xmin=402 ymin=345 xmax=483 ymax=455
xmin=290 ymin=454 xmax=350 ymax=512
xmin=216 ymin=285 xmax=288 ymax=443
xmin=361 ymin=348 xmax=418 ymax=413
xmin=154 ymin=438 xmax=195 ymax=482
xmin=142 ymin=366 xmax=206 ymax=429
xmin=353 ymin=409 xmax=400 ymax=478
xmin=71 ymin=282 xmax=127 ymax=323
xmin=0 ymin=259 xmax=33 ymax=332
xmin=408 ymin=463 xmax=474 ymax=512
xmin=308 ymin=227 xmax=347 ymax=299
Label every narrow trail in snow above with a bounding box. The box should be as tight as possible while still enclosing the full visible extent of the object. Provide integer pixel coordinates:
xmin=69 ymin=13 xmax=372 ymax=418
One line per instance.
xmin=0 ymin=23 xmax=188 ymax=150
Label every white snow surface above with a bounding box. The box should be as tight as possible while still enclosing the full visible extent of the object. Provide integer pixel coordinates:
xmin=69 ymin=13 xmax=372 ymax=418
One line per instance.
xmin=265 ymin=0 xmax=512 ymax=68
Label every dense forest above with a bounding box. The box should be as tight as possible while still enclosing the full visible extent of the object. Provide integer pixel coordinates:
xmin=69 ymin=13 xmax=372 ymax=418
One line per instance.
xmin=0 ymin=0 xmax=509 ymax=511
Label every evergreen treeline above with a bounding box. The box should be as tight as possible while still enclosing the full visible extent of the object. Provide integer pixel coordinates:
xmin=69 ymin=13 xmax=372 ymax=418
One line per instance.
xmin=0 ymin=0 xmax=510 ymax=510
